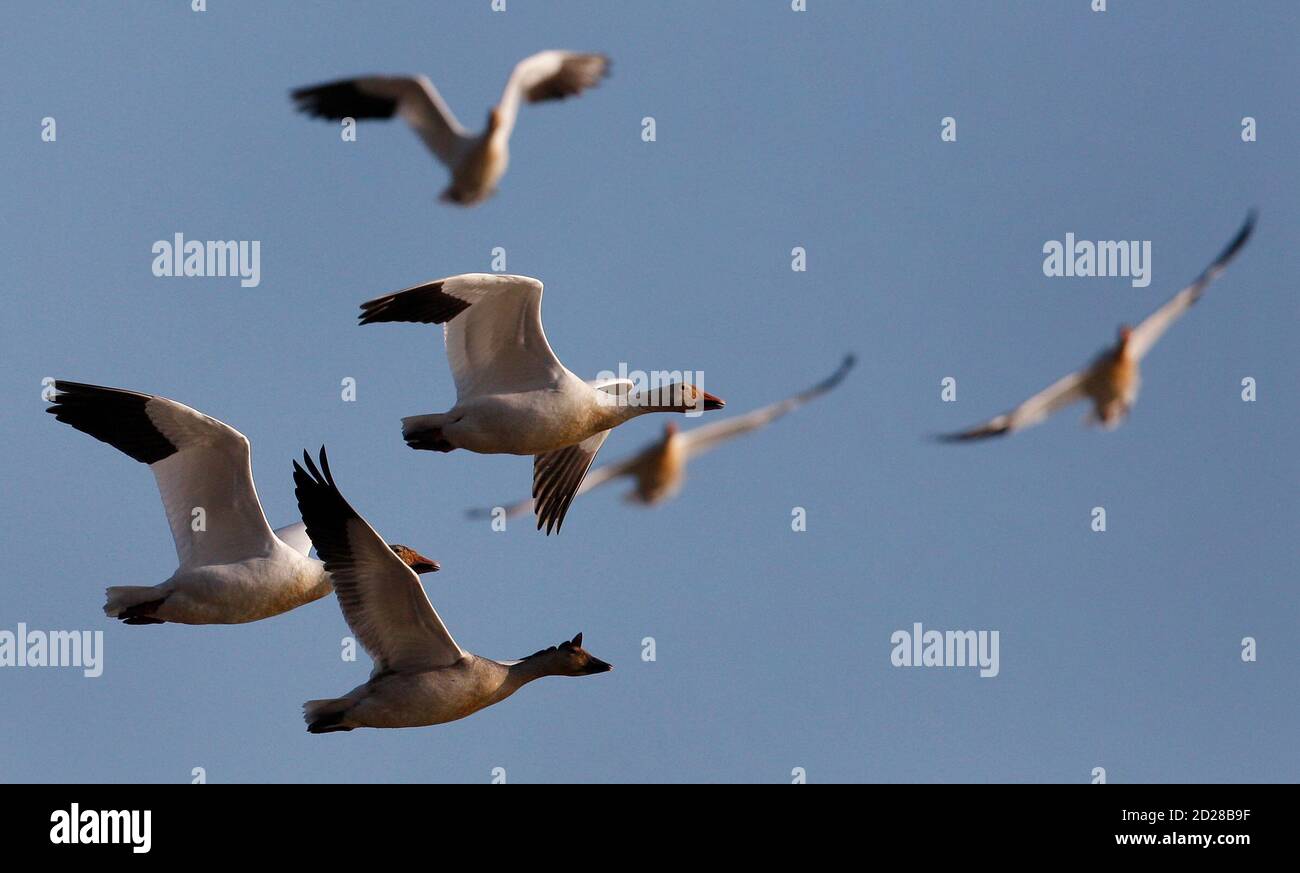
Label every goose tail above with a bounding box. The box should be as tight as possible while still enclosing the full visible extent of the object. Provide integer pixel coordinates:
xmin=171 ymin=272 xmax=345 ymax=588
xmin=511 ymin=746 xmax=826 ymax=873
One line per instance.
xmin=304 ymin=697 xmax=355 ymax=733
xmin=104 ymin=587 xmax=168 ymax=625
xmin=401 ymin=414 xmax=457 ymax=452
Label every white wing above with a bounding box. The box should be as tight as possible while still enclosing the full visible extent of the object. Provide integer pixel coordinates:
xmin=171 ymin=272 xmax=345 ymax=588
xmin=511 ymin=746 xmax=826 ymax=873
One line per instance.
xmin=938 ymin=368 xmax=1090 ymax=442
xmin=272 ymin=522 xmax=314 ymax=558
xmin=293 ymin=449 xmax=463 ymax=673
xmin=47 ymin=381 xmax=279 ymax=569
xmin=495 ymin=51 xmax=610 ymax=140
xmin=359 ymin=273 xmax=570 ymax=400
xmin=292 ymin=75 xmax=472 ymax=166
xmin=679 ymin=355 xmax=855 ymax=459
xmin=572 ymin=455 xmax=639 ymax=496
xmin=1128 ymin=212 xmax=1257 ymax=361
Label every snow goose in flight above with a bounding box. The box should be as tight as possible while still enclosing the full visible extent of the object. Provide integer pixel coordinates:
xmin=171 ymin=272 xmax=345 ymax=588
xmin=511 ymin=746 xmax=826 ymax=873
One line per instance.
xmin=294 ymin=448 xmax=610 ymax=732
xmin=470 ymin=355 xmax=856 ymax=520
xmin=291 ymin=51 xmax=609 ymax=206
xmin=45 ymin=382 xmax=439 ymax=625
xmin=358 ymin=273 xmax=725 ymax=534
xmin=939 ymin=212 xmax=1256 ymax=441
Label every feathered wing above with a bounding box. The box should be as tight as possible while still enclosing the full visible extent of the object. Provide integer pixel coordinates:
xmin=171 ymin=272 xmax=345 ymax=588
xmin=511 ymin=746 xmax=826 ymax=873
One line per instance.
xmin=469 ymin=453 xmax=638 ymax=522
xmin=466 ymin=494 xmax=536 ymax=522
xmin=359 ymin=273 xmax=569 ymax=400
xmin=46 ymin=381 xmax=279 ymax=568
xmin=292 ymin=75 xmax=471 ymax=166
xmin=533 ymin=431 xmax=611 ymax=535
xmin=1128 ymin=212 xmax=1257 ymax=361
xmin=938 ymin=367 xmax=1090 ymax=442
xmin=272 ymin=522 xmax=314 ymax=557
xmin=494 ymin=51 xmax=610 ymax=139
xmin=292 ymin=449 xmax=462 ymax=674
xmin=679 ymin=355 xmax=856 ymax=459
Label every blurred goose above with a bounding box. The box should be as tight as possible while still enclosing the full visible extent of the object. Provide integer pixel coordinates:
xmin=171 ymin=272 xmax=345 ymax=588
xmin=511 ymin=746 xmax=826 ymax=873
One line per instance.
xmin=471 ymin=355 xmax=856 ymax=520
xmin=940 ymin=212 xmax=1256 ymax=441
xmin=359 ymin=273 xmax=725 ymax=534
xmin=46 ymin=382 xmax=439 ymax=625
xmin=294 ymin=448 xmax=610 ymax=733
xmin=292 ymin=50 xmax=609 ymax=206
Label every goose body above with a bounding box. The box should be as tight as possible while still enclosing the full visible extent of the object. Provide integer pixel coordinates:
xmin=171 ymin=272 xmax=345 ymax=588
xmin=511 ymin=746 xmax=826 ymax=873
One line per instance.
xmin=45 ymin=382 xmax=437 ymax=625
xmin=430 ymin=376 xmax=619 ymax=456
xmin=940 ymin=213 xmax=1256 ymax=442
xmin=292 ymin=51 xmax=609 ymax=206
xmin=359 ymin=273 xmax=724 ymax=532
xmin=310 ymin=653 xmax=575 ymax=730
xmin=135 ymin=544 xmax=328 ymax=626
xmin=630 ymin=429 xmax=690 ymax=504
xmin=293 ymin=449 xmax=610 ymax=732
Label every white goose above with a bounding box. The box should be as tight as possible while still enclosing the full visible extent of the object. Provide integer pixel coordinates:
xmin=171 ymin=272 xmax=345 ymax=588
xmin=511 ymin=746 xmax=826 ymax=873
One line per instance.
xmin=358 ymin=273 xmax=725 ymax=534
xmin=294 ymin=448 xmax=611 ymax=733
xmin=46 ymin=381 xmax=439 ymax=625
xmin=471 ymin=355 xmax=856 ymax=519
xmin=939 ymin=212 xmax=1256 ymax=441
xmin=292 ymin=50 xmax=609 ymax=206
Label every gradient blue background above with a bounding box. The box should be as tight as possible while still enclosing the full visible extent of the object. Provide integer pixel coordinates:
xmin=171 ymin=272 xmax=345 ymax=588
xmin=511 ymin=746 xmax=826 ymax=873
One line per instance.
xmin=1 ymin=1 xmax=1295 ymax=783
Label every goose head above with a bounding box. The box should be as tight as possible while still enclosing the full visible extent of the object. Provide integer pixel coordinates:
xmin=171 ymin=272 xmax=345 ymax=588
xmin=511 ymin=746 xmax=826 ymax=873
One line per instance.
xmin=663 ymin=420 xmax=680 ymax=439
xmin=1116 ymin=324 xmax=1134 ymax=356
xmin=388 ymin=544 xmax=441 ymax=574
xmin=630 ymin=383 xmax=725 ymax=416
xmin=527 ymin=632 xmax=612 ymax=677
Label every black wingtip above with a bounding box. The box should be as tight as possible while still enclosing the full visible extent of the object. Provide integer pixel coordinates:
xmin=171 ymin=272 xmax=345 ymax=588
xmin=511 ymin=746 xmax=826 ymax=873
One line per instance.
xmin=1214 ymin=210 xmax=1258 ymax=268
xmin=808 ymin=354 xmax=857 ymax=395
xmin=294 ymin=447 xmax=331 ymax=489
xmin=45 ymin=380 xmax=178 ymax=465
xmin=933 ymin=426 xmax=1009 ymax=444
xmin=357 ymin=281 xmax=463 ymax=327
xmin=317 ymin=445 xmax=333 ymax=484
xmin=290 ymin=80 xmax=399 ymax=121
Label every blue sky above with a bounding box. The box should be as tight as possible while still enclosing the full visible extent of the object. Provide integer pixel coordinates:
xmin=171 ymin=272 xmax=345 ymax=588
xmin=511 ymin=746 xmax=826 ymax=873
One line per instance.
xmin=1 ymin=1 xmax=1296 ymax=783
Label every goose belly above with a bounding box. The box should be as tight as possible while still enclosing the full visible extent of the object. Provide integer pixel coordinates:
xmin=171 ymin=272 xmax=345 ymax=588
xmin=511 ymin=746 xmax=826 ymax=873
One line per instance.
xmin=1086 ymin=357 xmax=1140 ymax=425
xmin=449 ymin=140 xmax=508 ymax=204
xmin=448 ymin=392 xmax=605 ymax=455
xmin=351 ymin=666 xmax=505 ymax=728
xmin=163 ymin=554 xmax=328 ymax=624
xmin=634 ymin=446 xmax=686 ymax=503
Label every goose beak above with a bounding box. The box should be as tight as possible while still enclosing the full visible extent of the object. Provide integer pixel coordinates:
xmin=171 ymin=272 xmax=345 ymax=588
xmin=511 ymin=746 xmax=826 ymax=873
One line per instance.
xmin=411 ymin=554 xmax=441 ymax=574
xmin=702 ymin=392 xmax=725 ymax=411
xmin=586 ymin=657 xmax=613 ymax=674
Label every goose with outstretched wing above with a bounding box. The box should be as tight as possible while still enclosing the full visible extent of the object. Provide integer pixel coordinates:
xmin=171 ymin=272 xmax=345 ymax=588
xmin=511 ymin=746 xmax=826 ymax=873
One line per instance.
xmin=939 ymin=212 xmax=1256 ymax=442
xmin=294 ymin=448 xmax=610 ymax=733
xmin=293 ymin=51 xmax=609 ymax=206
xmin=359 ymin=273 xmax=724 ymax=534
xmin=46 ymin=381 xmax=438 ymax=625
